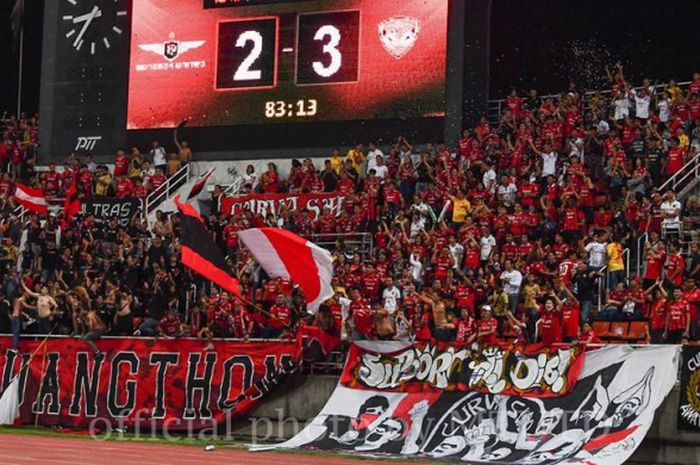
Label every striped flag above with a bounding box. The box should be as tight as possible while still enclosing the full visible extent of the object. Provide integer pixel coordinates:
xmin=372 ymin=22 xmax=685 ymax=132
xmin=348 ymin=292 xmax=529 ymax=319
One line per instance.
xmin=63 ymin=175 xmax=81 ymax=223
xmin=174 ymin=195 xmax=240 ymax=296
xmin=237 ymin=228 xmax=334 ymax=313
xmin=187 ymin=167 xmax=215 ymax=200
xmin=14 ymin=183 xmax=47 ymax=215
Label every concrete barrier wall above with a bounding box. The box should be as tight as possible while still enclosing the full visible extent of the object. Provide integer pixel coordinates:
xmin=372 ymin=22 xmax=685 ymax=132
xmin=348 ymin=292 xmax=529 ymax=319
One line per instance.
xmin=247 ymin=374 xmax=700 ymax=464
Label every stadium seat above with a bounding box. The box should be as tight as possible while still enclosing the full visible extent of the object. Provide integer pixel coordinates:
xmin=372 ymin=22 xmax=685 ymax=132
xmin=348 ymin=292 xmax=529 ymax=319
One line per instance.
xmin=608 ymin=322 xmax=630 ymax=341
xmin=592 ymin=321 xmax=611 ymax=339
xmin=624 ymin=321 xmax=649 ymax=342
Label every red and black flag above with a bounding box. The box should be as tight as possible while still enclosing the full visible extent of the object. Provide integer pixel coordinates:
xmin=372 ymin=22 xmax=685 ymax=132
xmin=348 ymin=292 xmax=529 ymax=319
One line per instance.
xmin=187 ymin=167 xmax=215 ymax=200
xmin=174 ymin=195 xmax=240 ymax=296
xmin=63 ymin=175 xmax=81 ymax=224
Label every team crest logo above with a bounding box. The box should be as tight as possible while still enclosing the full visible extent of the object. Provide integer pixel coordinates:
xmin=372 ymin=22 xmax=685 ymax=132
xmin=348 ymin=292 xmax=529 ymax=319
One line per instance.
xmin=378 ymin=16 xmax=421 ymax=59
xmin=139 ymin=32 xmax=205 ymax=62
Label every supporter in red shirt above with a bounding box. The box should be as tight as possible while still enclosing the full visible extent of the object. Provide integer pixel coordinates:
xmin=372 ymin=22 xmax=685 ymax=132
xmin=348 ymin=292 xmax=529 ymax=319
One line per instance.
xmin=642 ymin=243 xmax=666 ymax=289
xmin=261 ymin=162 xmax=280 ymax=193
xmin=349 ymin=287 xmax=373 ymax=340
xmin=113 ymin=149 xmax=130 ymax=177
xmin=230 ymin=303 xmax=253 ymax=339
xmin=263 ymin=294 xmax=292 ymax=338
xmin=665 ymin=288 xmax=690 ymax=343
xmin=159 ymin=310 xmax=183 ymax=338
xmin=647 ymin=282 xmax=668 ymax=343
xmin=580 ymin=322 xmax=602 ymax=344
xmin=537 ymin=296 xmax=562 ymax=346
xmin=115 ymin=175 xmax=134 ymax=198
xmin=663 ymin=137 xmax=685 ymax=176
xmin=557 ymin=284 xmax=580 ymax=342
xmin=664 ymin=242 xmax=685 ymax=288
xmin=477 ymin=305 xmax=498 ymax=346
xmin=455 ymin=308 xmax=477 ymax=345
xmin=560 ymin=197 xmax=585 ymax=245
xmin=148 ymin=167 xmax=167 ymax=192
xmin=361 ymin=263 xmax=382 ymax=301
xmin=132 ymin=178 xmax=148 ymax=199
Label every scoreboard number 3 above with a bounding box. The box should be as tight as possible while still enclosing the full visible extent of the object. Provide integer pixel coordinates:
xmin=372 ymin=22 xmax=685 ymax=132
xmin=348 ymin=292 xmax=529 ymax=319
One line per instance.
xmin=216 ymin=11 xmax=359 ymax=90
xmin=312 ymin=25 xmax=342 ymax=78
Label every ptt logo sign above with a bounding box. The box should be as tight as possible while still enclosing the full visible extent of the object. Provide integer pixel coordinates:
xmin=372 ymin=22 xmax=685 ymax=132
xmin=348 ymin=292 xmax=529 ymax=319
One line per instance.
xmin=75 ymin=136 xmax=102 ymax=151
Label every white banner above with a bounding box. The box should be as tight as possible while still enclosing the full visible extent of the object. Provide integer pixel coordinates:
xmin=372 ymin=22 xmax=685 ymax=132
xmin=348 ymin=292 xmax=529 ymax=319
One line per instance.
xmin=262 ymin=345 xmax=679 ymax=465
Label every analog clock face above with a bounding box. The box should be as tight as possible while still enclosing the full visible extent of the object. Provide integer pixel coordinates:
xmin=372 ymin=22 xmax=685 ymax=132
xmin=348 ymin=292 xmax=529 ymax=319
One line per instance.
xmin=62 ymin=0 xmax=130 ymax=55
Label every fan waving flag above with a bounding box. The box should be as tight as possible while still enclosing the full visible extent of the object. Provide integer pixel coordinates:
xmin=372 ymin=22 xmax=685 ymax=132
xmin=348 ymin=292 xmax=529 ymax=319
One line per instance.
xmin=174 ymin=195 xmax=240 ymax=296
xmin=238 ymin=228 xmax=333 ymax=313
xmin=14 ymin=183 xmax=47 ymax=215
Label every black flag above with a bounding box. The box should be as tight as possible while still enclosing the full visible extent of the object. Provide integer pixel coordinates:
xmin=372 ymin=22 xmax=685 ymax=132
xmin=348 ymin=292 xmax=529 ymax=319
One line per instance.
xmin=174 ymin=195 xmax=240 ymax=296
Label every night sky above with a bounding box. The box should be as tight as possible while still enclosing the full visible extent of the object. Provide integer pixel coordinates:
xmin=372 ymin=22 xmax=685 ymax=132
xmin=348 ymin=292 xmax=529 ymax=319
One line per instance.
xmin=1 ymin=0 xmax=699 ymax=115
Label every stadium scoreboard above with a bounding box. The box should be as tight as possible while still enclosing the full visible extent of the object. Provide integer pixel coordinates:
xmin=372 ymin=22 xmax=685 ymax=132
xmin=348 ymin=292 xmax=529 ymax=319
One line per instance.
xmin=40 ymin=1 xmax=486 ymax=159
xmin=127 ymin=0 xmax=448 ymax=128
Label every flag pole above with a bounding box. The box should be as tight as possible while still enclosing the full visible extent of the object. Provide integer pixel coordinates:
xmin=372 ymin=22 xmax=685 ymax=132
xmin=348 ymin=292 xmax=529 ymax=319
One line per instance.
xmin=16 ymin=22 xmax=24 ymax=118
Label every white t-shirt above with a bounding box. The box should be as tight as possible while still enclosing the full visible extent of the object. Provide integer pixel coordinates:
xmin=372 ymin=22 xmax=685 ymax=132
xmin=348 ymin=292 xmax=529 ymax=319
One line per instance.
xmin=382 ymin=286 xmax=401 ymax=314
xmin=657 ymin=99 xmax=670 ymax=123
xmin=613 ymin=98 xmax=630 ymax=121
xmin=373 ymin=165 xmax=388 ymax=179
xmin=482 ymin=169 xmax=497 ymax=193
xmin=480 ymin=235 xmax=496 ymax=261
xmin=585 ymin=241 xmax=607 ymax=268
xmin=366 ymin=148 xmax=384 ymax=172
xmin=634 ymin=95 xmax=650 ymax=119
xmin=151 ymin=146 xmax=167 ymax=167
xmin=597 ymin=119 xmax=610 ymax=135
xmin=660 ymin=200 xmax=682 ymax=226
xmin=497 ymin=183 xmax=518 ymax=205
xmin=448 ymin=243 xmax=464 ymax=269
xmin=541 ymin=152 xmax=558 ymax=177
xmin=500 ymin=270 xmax=523 ymax=294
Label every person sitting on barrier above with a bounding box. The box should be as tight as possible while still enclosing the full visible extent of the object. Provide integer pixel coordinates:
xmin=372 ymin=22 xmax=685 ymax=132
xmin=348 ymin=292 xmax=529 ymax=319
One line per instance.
xmin=80 ymin=306 xmax=105 ymax=358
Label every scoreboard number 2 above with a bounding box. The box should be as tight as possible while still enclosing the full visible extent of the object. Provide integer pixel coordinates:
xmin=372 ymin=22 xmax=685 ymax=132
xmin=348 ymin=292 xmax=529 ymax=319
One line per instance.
xmin=216 ymin=11 xmax=359 ymax=90
xmin=233 ymin=30 xmax=264 ymax=81
xmin=217 ymin=17 xmax=278 ymax=90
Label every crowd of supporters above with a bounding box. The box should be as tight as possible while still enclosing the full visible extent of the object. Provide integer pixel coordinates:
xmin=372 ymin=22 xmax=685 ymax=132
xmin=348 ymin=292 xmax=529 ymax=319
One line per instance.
xmin=1 ymin=67 xmax=700 ymax=355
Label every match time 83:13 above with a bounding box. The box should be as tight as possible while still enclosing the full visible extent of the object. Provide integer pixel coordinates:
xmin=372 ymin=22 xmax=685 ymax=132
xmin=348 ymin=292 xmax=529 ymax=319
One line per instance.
xmin=265 ymin=99 xmax=318 ymax=118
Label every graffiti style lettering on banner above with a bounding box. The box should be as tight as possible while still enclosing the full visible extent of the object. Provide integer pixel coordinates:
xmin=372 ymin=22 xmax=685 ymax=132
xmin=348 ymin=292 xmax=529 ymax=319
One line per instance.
xmin=220 ymin=192 xmax=345 ymax=220
xmin=343 ymin=343 xmax=584 ymax=397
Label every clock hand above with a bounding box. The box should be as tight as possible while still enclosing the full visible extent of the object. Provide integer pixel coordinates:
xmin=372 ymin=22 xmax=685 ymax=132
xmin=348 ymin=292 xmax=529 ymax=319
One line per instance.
xmin=72 ymin=6 xmax=102 ymax=47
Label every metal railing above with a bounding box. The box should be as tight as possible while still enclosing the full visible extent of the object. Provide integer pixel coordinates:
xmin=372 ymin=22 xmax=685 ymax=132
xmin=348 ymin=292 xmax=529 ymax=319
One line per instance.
xmin=143 ymin=163 xmax=191 ymax=219
xmin=223 ymin=175 xmax=245 ymax=197
xmin=635 ymin=152 xmax=700 ymax=274
xmin=487 ymin=80 xmax=691 ymax=123
xmin=307 ymin=232 xmax=374 ymax=257
xmin=659 ymin=151 xmax=700 ymax=195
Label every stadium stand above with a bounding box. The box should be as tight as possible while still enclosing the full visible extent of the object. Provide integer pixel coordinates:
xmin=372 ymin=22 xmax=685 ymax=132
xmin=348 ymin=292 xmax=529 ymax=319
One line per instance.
xmin=1 ymin=67 xmax=699 ymax=358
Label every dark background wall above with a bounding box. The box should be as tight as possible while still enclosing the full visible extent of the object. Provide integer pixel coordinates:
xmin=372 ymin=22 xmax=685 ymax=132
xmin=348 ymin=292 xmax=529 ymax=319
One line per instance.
xmin=2 ymin=0 xmax=699 ymax=116
xmin=489 ymin=0 xmax=700 ymax=95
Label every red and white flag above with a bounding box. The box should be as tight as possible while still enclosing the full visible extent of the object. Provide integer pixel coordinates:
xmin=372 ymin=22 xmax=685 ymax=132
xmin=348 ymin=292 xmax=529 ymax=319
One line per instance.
xmin=237 ymin=228 xmax=333 ymax=313
xmin=14 ymin=183 xmax=47 ymax=215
